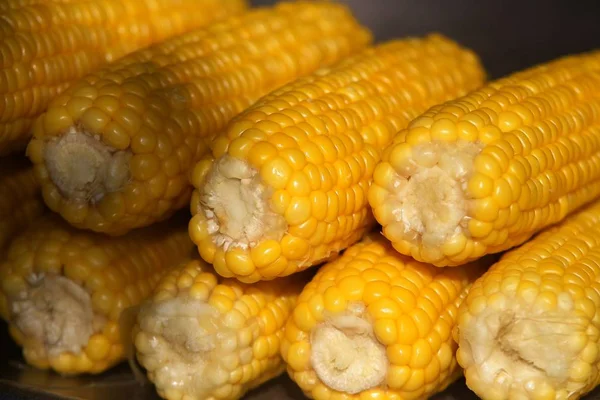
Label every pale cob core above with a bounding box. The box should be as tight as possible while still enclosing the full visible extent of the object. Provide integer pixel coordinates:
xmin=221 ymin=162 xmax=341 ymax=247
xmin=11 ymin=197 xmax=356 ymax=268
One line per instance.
xmin=200 ymin=155 xmax=286 ymax=250
xmin=386 ymin=141 xmax=483 ymax=251
xmin=0 ymin=214 xmax=193 ymax=374
xmin=282 ymin=234 xmax=489 ymax=400
xmin=310 ymin=303 xmax=388 ymax=394
xmin=10 ymin=275 xmax=96 ymax=357
xmin=458 ymin=300 xmax=581 ymax=398
xmin=134 ymin=258 xmax=302 ymax=400
xmin=44 ymin=128 xmax=130 ymax=202
xmin=136 ymin=297 xmax=229 ymax=397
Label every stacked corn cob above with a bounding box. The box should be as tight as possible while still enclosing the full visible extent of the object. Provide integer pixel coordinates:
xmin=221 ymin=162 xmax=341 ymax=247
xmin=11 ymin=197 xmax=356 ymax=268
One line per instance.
xmin=366 ymin=49 xmax=600 ymax=400
xmin=2 ymin=0 xmax=376 ymax=388
xmin=0 ymin=0 xmax=248 ymax=155
xmin=26 ymin=1 xmax=372 ymax=235
xmin=2 ymin=1 xmax=600 ymax=400
xmin=189 ymin=34 xmax=485 ymax=283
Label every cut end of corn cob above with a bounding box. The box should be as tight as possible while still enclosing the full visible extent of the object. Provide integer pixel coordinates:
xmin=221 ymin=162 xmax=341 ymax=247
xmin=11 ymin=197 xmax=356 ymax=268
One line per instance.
xmin=10 ymin=275 xmax=97 ymax=359
xmin=44 ymin=128 xmax=130 ymax=203
xmin=0 ymin=214 xmax=193 ymax=374
xmin=371 ymin=49 xmax=600 ymax=267
xmin=282 ymin=233 xmax=491 ymax=400
xmin=134 ymin=258 xmax=305 ymax=400
xmin=374 ymin=140 xmax=484 ymax=263
xmin=135 ymin=296 xmax=234 ymax=398
xmin=457 ymin=300 xmax=582 ymax=400
xmin=197 ymin=155 xmax=287 ymax=250
xmin=309 ymin=302 xmax=388 ymax=394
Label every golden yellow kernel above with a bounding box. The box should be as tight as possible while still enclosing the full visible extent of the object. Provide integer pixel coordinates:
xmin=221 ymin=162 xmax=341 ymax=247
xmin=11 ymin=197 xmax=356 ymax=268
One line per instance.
xmin=250 ymin=240 xmax=282 ymax=268
xmin=430 ymin=119 xmax=458 ymax=142
xmin=285 ymin=197 xmax=311 ymax=226
xmin=281 ymin=235 xmax=310 ymax=260
xmin=85 ymin=335 xmax=111 ymax=361
xmin=43 ymin=107 xmax=74 ymax=135
xmin=130 ymin=154 xmax=161 ymax=180
xmin=80 ymin=107 xmax=110 ymax=134
xmin=225 ymin=248 xmax=255 ymax=277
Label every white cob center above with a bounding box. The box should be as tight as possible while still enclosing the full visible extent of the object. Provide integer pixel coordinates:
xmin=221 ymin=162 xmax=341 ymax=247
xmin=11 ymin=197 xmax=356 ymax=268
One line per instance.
xmin=44 ymin=128 xmax=130 ymax=203
xmin=458 ymin=294 xmax=587 ymax=397
xmin=310 ymin=303 xmax=388 ymax=394
xmin=135 ymin=297 xmax=241 ymax=398
xmin=387 ymin=141 xmax=483 ymax=248
xmin=200 ymin=155 xmax=287 ymax=250
xmin=10 ymin=275 xmax=96 ymax=357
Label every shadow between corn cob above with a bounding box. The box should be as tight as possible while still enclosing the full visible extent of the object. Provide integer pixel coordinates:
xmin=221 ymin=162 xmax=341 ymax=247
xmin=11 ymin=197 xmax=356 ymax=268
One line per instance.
xmin=0 ymin=156 xmax=46 ymax=251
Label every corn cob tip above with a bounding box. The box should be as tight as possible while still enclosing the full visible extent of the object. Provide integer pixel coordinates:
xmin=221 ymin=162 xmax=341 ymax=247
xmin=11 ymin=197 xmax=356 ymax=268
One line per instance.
xmin=375 ymin=140 xmax=483 ymax=263
xmin=135 ymin=296 xmax=239 ymax=399
xmin=457 ymin=295 xmax=581 ymax=399
xmin=196 ymin=155 xmax=286 ymax=250
xmin=309 ymin=302 xmax=388 ymax=394
xmin=9 ymin=275 xmax=95 ymax=360
xmin=42 ymin=128 xmax=130 ymax=202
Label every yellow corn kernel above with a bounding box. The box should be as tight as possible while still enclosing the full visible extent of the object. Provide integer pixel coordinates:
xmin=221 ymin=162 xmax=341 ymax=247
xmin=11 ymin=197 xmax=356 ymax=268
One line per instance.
xmin=0 ymin=0 xmax=247 ymax=156
xmin=0 ymin=214 xmax=192 ymax=375
xmin=190 ymin=34 xmax=485 ymax=282
xmin=133 ymin=258 xmax=308 ymax=400
xmin=455 ymin=198 xmax=600 ymax=399
xmin=281 ymin=233 xmax=490 ymax=399
xmin=27 ymin=2 xmax=371 ymax=236
xmin=371 ymin=49 xmax=600 ymax=266
xmin=0 ymin=157 xmax=46 ymax=252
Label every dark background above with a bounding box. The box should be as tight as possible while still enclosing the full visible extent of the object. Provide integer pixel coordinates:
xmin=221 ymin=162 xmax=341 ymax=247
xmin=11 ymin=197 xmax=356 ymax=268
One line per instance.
xmin=3 ymin=0 xmax=600 ymax=399
xmin=254 ymin=0 xmax=600 ymax=79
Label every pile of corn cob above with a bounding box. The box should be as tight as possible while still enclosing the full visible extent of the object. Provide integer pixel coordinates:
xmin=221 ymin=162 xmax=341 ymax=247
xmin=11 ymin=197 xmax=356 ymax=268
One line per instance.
xmin=2 ymin=1 xmax=600 ymax=400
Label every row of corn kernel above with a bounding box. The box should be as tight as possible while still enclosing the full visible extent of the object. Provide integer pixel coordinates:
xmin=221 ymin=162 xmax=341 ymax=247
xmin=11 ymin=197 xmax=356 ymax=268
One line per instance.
xmin=5 ymin=0 xmax=600 ymax=399
xmin=1 ymin=0 xmax=373 ymax=392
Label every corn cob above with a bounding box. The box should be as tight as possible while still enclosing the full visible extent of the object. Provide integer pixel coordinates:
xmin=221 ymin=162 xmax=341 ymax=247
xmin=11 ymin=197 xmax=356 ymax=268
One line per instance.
xmin=188 ymin=35 xmax=485 ymax=283
xmin=281 ymin=233 xmax=489 ymax=400
xmin=0 ymin=214 xmax=193 ymax=375
xmin=0 ymin=0 xmax=247 ymax=155
xmin=455 ymin=198 xmax=600 ymax=400
xmin=370 ymin=50 xmax=600 ymax=267
xmin=0 ymin=157 xmax=46 ymax=251
xmin=26 ymin=2 xmax=371 ymax=236
xmin=133 ymin=258 xmax=306 ymax=400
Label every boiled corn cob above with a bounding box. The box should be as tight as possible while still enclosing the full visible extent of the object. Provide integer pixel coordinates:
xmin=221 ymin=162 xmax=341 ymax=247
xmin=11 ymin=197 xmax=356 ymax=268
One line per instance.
xmin=0 ymin=157 xmax=45 ymax=250
xmin=455 ymin=198 xmax=600 ymax=400
xmin=281 ymin=233 xmax=489 ymax=400
xmin=0 ymin=0 xmax=247 ymax=156
xmin=188 ymin=35 xmax=485 ymax=283
xmin=133 ymin=258 xmax=306 ymax=400
xmin=370 ymin=50 xmax=600 ymax=267
xmin=0 ymin=214 xmax=193 ymax=375
xmin=26 ymin=2 xmax=371 ymax=236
